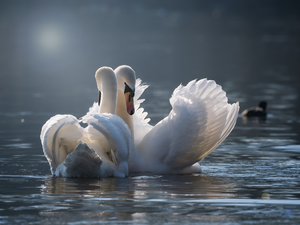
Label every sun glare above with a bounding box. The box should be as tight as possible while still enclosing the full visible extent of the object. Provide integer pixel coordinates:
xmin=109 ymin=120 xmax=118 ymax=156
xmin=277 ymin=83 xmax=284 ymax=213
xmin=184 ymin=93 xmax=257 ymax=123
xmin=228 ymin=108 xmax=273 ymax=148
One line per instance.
xmin=36 ymin=25 xmax=64 ymax=53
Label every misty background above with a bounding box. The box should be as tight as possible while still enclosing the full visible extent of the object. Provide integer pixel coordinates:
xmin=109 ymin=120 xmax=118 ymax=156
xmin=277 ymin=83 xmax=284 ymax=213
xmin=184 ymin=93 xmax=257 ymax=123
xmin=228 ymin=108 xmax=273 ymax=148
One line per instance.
xmin=0 ymin=0 xmax=299 ymax=124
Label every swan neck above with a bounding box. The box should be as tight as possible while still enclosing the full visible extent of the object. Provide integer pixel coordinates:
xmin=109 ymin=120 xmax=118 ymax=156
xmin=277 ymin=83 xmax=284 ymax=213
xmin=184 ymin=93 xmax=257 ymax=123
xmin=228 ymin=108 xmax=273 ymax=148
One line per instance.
xmin=99 ymin=74 xmax=117 ymax=114
xmin=116 ymin=89 xmax=134 ymax=136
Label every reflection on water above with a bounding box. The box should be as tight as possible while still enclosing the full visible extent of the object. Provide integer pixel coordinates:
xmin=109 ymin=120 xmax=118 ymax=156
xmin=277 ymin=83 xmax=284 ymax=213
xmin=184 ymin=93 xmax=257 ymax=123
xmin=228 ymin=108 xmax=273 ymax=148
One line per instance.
xmin=241 ymin=115 xmax=267 ymax=125
xmin=2 ymin=175 xmax=240 ymax=223
xmin=41 ymin=174 xmax=237 ymax=199
xmin=0 ymin=173 xmax=299 ymax=224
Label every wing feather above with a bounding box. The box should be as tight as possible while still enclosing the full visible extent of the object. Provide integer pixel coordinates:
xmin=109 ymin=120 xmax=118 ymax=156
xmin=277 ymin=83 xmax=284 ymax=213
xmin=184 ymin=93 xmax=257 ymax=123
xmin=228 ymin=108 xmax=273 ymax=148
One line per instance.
xmin=40 ymin=114 xmax=85 ymax=174
xmin=82 ymin=113 xmax=131 ymax=167
xmin=133 ymin=79 xmax=153 ymax=146
xmin=139 ymin=78 xmax=239 ymax=171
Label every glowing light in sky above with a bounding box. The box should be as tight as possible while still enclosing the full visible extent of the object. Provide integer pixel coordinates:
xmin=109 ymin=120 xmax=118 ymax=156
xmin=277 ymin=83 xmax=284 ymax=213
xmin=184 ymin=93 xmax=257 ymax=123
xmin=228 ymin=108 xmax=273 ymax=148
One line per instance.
xmin=36 ymin=25 xmax=64 ymax=53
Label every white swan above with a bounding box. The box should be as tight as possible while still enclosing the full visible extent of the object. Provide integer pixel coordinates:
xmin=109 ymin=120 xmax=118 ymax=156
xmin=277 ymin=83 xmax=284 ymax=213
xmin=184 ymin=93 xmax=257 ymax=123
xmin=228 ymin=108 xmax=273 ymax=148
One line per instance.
xmin=40 ymin=67 xmax=133 ymax=177
xmin=113 ymin=65 xmax=240 ymax=174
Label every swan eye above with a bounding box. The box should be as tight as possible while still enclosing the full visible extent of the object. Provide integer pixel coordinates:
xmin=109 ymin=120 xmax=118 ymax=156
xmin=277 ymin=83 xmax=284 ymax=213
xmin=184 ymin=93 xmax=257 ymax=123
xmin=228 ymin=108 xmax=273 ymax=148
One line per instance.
xmin=124 ymin=82 xmax=132 ymax=94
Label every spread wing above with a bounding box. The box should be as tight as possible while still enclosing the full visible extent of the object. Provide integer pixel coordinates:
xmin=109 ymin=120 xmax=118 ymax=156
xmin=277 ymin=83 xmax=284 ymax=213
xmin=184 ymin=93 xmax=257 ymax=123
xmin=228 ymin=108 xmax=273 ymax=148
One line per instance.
xmin=138 ymin=79 xmax=239 ymax=170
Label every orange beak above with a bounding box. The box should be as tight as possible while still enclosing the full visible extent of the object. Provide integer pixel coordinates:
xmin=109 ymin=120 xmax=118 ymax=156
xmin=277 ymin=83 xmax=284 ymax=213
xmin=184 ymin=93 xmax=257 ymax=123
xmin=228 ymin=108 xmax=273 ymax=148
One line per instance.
xmin=125 ymin=92 xmax=135 ymax=115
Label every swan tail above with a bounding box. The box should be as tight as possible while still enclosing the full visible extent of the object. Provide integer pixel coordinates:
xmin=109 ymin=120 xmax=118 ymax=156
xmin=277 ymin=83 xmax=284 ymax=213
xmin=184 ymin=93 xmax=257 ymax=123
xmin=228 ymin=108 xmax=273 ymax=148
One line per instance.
xmin=40 ymin=114 xmax=85 ymax=175
xmin=140 ymin=78 xmax=239 ymax=172
xmin=60 ymin=141 xmax=102 ymax=177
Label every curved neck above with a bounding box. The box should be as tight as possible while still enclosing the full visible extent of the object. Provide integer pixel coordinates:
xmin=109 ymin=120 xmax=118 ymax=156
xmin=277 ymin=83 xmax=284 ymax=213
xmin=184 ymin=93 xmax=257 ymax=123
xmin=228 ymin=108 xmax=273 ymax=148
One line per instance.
xmin=116 ymin=89 xmax=134 ymax=136
xmin=114 ymin=66 xmax=136 ymax=136
xmin=99 ymin=74 xmax=117 ymax=114
xmin=115 ymin=66 xmax=136 ymax=94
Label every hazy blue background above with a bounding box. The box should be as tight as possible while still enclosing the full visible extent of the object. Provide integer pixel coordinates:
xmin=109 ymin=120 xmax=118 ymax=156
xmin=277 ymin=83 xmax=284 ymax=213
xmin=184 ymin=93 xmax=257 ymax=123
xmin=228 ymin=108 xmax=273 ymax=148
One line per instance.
xmin=1 ymin=0 xmax=299 ymax=115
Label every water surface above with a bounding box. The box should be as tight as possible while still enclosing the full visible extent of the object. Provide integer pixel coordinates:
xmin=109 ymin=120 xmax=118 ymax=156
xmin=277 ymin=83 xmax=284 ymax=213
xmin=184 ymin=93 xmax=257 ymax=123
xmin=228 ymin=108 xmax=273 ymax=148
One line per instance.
xmin=1 ymin=80 xmax=300 ymax=224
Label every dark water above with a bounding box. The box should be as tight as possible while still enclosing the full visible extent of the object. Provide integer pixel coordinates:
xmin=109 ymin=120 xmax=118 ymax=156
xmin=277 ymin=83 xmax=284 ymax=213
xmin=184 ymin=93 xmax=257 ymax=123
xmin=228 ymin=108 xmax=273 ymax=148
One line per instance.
xmin=1 ymin=83 xmax=300 ymax=224
xmin=1 ymin=1 xmax=300 ymax=224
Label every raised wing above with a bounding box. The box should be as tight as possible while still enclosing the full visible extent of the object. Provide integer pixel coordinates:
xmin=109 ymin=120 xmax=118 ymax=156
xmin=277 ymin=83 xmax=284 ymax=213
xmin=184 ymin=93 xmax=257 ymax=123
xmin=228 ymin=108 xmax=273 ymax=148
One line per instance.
xmin=82 ymin=113 xmax=133 ymax=175
xmin=40 ymin=114 xmax=86 ymax=174
xmin=41 ymin=112 xmax=133 ymax=177
xmin=139 ymin=79 xmax=239 ymax=170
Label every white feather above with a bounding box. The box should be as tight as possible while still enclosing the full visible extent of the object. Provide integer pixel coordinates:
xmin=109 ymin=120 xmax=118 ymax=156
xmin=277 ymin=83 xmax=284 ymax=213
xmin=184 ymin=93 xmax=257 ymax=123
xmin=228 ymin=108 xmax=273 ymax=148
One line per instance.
xmin=40 ymin=67 xmax=132 ymax=177
xmin=40 ymin=113 xmax=132 ymax=177
xmin=129 ymin=78 xmax=239 ymax=174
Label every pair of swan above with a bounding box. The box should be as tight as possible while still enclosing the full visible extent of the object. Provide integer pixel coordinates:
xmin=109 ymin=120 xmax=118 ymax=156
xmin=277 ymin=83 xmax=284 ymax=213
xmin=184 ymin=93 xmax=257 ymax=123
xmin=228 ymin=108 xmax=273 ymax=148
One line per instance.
xmin=40 ymin=67 xmax=133 ymax=177
xmin=40 ymin=65 xmax=239 ymax=177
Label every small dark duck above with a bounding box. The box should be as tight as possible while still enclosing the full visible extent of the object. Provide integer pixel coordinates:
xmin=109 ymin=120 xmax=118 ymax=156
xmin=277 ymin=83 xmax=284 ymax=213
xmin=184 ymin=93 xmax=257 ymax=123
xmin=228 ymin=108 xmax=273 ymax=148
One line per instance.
xmin=242 ymin=101 xmax=267 ymax=117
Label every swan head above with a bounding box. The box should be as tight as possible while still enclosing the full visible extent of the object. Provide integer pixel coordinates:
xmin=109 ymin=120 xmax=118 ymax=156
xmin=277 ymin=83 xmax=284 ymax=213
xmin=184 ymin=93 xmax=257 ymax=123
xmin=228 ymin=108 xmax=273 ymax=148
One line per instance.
xmin=95 ymin=67 xmax=118 ymax=114
xmin=115 ymin=65 xmax=136 ymax=115
xmin=95 ymin=67 xmax=116 ymax=92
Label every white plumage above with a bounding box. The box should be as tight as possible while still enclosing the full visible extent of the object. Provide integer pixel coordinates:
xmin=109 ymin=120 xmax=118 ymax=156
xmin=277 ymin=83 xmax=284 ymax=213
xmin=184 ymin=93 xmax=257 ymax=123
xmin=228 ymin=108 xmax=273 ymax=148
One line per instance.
xmin=40 ymin=67 xmax=133 ymax=177
xmin=41 ymin=64 xmax=239 ymax=177
xmin=114 ymin=66 xmax=239 ymax=174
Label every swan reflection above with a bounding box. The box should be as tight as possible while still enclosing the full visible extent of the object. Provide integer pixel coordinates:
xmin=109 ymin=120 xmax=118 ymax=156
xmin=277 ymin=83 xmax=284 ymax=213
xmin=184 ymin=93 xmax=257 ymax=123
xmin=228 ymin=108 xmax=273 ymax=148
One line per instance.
xmin=40 ymin=174 xmax=238 ymax=222
xmin=41 ymin=176 xmax=132 ymax=196
xmin=41 ymin=174 xmax=237 ymax=199
xmin=241 ymin=115 xmax=267 ymax=125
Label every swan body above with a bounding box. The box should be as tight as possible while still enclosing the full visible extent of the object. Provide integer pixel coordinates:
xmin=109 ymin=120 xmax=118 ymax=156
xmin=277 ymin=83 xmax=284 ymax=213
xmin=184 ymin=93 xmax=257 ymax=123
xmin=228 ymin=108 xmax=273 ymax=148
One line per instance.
xmin=40 ymin=67 xmax=133 ymax=177
xmin=113 ymin=66 xmax=240 ymax=174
